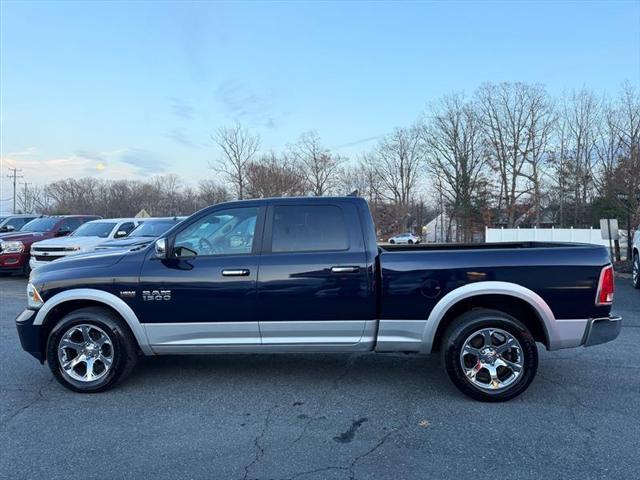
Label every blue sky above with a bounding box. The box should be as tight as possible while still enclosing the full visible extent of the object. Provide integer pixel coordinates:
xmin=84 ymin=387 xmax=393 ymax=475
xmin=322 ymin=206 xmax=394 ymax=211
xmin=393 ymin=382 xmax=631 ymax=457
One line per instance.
xmin=1 ymin=0 xmax=639 ymax=211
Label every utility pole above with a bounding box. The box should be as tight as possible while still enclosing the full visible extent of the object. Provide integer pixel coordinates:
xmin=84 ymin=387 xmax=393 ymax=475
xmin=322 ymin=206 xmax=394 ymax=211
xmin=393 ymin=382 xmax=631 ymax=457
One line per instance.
xmin=20 ymin=182 xmax=32 ymax=213
xmin=6 ymin=168 xmax=23 ymax=214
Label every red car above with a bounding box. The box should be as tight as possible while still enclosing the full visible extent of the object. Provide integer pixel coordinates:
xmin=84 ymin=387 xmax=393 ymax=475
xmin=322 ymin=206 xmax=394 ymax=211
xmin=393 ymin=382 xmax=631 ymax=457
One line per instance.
xmin=0 ymin=215 xmax=100 ymax=276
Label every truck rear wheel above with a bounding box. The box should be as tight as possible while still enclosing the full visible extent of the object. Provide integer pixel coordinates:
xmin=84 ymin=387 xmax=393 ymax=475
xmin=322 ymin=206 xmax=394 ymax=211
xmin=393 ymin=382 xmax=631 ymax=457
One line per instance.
xmin=46 ymin=307 xmax=138 ymax=393
xmin=441 ymin=309 xmax=538 ymax=402
xmin=633 ymin=252 xmax=639 ymax=289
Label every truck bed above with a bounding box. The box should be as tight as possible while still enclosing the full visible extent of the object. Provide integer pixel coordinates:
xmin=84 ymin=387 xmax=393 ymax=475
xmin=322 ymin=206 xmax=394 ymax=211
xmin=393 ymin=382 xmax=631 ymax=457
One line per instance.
xmin=377 ymin=241 xmax=612 ymax=321
xmin=379 ymin=241 xmax=595 ymax=252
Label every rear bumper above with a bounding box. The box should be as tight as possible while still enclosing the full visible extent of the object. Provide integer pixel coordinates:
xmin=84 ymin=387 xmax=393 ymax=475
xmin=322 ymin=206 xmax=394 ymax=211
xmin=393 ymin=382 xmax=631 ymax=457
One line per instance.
xmin=15 ymin=309 xmax=45 ymax=362
xmin=583 ymin=315 xmax=623 ymax=347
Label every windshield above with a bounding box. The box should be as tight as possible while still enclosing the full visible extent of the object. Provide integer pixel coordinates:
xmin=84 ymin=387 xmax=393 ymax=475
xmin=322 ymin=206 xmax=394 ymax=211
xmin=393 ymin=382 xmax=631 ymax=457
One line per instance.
xmin=21 ymin=217 xmax=59 ymax=232
xmin=71 ymin=222 xmax=116 ymax=238
xmin=128 ymin=220 xmax=178 ymax=238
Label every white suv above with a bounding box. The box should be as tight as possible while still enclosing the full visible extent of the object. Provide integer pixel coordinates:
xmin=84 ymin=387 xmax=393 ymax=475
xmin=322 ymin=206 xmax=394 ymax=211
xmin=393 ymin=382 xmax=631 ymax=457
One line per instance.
xmin=633 ymin=225 xmax=639 ymax=289
xmin=30 ymin=218 xmax=139 ymax=270
xmin=388 ymin=232 xmax=421 ymax=244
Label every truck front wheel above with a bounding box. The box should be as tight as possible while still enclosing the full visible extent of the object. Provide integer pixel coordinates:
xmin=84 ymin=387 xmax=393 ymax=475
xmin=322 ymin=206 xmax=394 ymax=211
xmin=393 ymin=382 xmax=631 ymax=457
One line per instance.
xmin=441 ymin=309 xmax=538 ymax=402
xmin=46 ymin=307 xmax=138 ymax=393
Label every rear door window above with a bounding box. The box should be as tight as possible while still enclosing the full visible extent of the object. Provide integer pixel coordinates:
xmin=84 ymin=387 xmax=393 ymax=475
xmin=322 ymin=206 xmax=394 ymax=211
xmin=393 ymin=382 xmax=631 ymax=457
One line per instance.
xmin=271 ymin=205 xmax=349 ymax=253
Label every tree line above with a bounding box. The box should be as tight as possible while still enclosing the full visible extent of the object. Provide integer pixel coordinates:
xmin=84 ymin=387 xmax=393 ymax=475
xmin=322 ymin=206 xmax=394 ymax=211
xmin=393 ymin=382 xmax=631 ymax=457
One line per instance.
xmin=18 ymin=81 xmax=640 ymax=249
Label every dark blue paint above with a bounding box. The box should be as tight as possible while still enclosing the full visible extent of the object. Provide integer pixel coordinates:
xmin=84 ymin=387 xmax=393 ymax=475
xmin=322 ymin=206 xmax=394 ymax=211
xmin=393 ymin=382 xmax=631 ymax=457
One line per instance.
xmin=19 ymin=196 xmax=614 ymax=361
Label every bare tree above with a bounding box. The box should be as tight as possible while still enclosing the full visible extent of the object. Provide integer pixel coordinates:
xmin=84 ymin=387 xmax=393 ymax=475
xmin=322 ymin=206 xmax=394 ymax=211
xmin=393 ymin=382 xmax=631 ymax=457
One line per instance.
xmin=289 ymin=131 xmax=343 ymax=196
xmin=613 ymin=82 xmax=640 ymax=254
xmin=246 ymin=152 xmax=306 ymax=198
xmin=523 ymin=85 xmax=555 ymax=226
xmin=367 ymin=126 xmax=425 ymax=208
xmin=423 ymin=94 xmax=487 ymax=241
xmin=211 ymin=123 xmax=261 ymax=199
xmin=477 ymin=82 xmax=538 ymax=227
xmin=198 ymin=179 xmax=231 ymax=208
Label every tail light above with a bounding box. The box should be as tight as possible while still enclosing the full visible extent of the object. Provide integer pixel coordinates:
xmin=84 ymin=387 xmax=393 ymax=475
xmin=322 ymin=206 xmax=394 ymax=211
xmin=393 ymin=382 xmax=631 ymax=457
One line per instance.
xmin=596 ymin=265 xmax=614 ymax=306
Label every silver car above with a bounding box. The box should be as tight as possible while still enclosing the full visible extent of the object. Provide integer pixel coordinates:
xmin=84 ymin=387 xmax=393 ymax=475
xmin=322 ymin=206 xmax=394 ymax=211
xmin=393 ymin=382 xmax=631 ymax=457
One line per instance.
xmin=388 ymin=232 xmax=421 ymax=244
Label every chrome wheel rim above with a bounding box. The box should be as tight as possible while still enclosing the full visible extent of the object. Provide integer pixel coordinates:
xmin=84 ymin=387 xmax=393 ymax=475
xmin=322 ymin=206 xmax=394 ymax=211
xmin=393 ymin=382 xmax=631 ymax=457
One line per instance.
xmin=58 ymin=324 xmax=114 ymax=383
xmin=633 ymin=255 xmax=639 ymax=285
xmin=459 ymin=327 xmax=524 ymax=392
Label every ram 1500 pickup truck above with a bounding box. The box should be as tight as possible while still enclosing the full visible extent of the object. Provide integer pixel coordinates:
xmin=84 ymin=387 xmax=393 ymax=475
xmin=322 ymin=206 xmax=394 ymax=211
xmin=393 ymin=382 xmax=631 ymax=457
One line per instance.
xmin=16 ymin=197 xmax=622 ymax=401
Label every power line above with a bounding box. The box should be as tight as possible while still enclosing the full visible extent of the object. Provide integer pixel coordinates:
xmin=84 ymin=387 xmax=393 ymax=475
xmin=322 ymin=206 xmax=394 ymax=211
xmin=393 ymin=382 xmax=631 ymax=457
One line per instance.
xmin=6 ymin=168 xmax=23 ymax=214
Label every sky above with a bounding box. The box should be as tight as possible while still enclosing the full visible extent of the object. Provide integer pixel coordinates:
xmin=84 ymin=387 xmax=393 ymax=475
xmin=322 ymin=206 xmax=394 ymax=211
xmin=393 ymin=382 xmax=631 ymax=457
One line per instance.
xmin=1 ymin=0 xmax=639 ymax=213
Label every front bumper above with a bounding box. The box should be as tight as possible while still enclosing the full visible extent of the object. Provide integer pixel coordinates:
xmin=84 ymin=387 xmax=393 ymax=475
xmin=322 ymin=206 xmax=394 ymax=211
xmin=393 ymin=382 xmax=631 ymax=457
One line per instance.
xmin=583 ymin=315 xmax=623 ymax=347
xmin=15 ymin=309 xmax=45 ymax=362
xmin=0 ymin=252 xmax=27 ymax=271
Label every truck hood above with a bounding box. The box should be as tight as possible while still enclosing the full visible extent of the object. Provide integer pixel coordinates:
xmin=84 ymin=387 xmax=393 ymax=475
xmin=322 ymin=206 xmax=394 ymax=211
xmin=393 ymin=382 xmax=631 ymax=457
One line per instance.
xmin=33 ymin=248 xmax=129 ymax=274
xmin=0 ymin=231 xmax=50 ymax=243
xmin=32 ymin=236 xmax=107 ymax=250
xmin=96 ymin=237 xmax=154 ymax=249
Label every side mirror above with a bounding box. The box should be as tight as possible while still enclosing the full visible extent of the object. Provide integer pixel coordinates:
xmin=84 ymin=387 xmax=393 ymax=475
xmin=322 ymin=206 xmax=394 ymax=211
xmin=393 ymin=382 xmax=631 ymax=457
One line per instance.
xmin=114 ymin=230 xmax=128 ymax=239
xmin=56 ymin=228 xmax=71 ymax=237
xmin=0 ymin=225 xmax=14 ymax=232
xmin=155 ymin=238 xmax=167 ymax=258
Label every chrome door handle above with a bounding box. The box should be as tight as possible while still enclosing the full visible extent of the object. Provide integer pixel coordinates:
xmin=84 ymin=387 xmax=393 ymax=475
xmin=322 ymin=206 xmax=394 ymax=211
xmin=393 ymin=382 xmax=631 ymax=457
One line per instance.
xmin=330 ymin=266 xmax=359 ymax=274
xmin=222 ymin=269 xmax=250 ymax=277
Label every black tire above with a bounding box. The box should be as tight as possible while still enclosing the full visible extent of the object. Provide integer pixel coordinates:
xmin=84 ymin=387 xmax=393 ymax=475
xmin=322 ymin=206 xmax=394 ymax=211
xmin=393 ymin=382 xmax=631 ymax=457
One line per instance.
xmin=389 ymin=239 xmax=395 ymax=244
xmin=21 ymin=261 xmax=31 ymax=277
xmin=633 ymin=252 xmax=640 ymax=289
xmin=46 ymin=307 xmax=138 ymax=393
xmin=441 ymin=309 xmax=538 ymax=402
xmin=408 ymin=239 xmax=414 ymax=244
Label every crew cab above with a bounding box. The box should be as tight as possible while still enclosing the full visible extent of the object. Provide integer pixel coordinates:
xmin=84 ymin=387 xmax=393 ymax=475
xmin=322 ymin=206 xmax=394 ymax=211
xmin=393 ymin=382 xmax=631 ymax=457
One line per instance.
xmin=29 ymin=218 xmax=139 ymax=270
xmin=0 ymin=215 xmax=100 ymax=275
xmin=16 ymin=197 xmax=622 ymax=401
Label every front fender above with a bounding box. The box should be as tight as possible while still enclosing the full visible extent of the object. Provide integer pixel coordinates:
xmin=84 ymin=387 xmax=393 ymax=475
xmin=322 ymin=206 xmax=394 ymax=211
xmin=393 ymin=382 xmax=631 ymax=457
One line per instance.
xmin=33 ymin=288 xmax=153 ymax=355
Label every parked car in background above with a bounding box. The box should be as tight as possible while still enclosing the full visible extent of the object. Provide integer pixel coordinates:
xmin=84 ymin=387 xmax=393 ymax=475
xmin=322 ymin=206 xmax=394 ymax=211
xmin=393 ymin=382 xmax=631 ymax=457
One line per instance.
xmin=633 ymin=225 xmax=639 ymax=289
xmin=94 ymin=217 xmax=186 ymax=251
xmin=0 ymin=214 xmax=41 ymax=233
xmin=388 ymin=232 xmax=421 ymax=244
xmin=0 ymin=215 xmax=100 ymax=275
xmin=30 ymin=218 xmax=139 ymax=270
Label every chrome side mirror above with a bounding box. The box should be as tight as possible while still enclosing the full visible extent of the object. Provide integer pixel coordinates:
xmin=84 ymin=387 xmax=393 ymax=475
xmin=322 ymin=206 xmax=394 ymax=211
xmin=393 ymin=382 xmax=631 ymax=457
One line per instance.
xmin=155 ymin=238 xmax=167 ymax=258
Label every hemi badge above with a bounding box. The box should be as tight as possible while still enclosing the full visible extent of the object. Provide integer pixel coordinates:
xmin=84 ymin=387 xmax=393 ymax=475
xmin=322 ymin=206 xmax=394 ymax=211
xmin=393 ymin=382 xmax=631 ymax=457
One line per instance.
xmin=120 ymin=291 xmax=136 ymax=299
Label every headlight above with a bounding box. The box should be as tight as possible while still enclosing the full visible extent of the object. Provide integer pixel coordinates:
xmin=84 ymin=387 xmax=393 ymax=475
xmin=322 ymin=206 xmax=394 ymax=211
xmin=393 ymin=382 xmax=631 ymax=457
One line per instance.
xmin=27 ymin=283 xmax=44 ymax=309
xmin=1 ymin=241 xmax=24 ymax=253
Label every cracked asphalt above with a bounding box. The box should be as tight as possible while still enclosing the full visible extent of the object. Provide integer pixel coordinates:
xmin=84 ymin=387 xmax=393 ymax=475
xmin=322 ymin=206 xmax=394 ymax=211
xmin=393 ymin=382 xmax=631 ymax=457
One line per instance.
xmin=1 ymin=275 xmax=639 ymax=479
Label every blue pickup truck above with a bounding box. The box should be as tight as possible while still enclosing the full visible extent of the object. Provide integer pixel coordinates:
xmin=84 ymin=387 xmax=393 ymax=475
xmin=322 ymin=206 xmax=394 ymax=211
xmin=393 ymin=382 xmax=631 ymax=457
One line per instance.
xmin=16 ymin=196 xmax=621 ymax=401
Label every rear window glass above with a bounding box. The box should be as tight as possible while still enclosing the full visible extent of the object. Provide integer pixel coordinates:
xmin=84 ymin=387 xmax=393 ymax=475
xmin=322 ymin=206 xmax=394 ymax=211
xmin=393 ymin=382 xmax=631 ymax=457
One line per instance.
xmin=272 ymin=205 xmax=349 ymax=253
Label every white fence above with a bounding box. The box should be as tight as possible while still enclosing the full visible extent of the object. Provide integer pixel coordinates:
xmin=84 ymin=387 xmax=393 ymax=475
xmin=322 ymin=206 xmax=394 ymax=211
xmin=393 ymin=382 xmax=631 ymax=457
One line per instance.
xmin=485 ymin=227 xmax=629 ymax=258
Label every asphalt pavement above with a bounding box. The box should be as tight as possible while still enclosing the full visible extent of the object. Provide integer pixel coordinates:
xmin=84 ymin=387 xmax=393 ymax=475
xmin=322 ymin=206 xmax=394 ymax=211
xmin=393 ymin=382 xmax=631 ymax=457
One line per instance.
xmin=1 ymin=275 xmax=638 ymax=480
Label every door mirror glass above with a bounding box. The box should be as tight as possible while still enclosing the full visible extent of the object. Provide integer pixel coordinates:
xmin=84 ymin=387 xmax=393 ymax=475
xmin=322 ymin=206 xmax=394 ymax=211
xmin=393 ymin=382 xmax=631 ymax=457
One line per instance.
xmin=56 ymin=228 xmax=71 ymax=237
xmin=155 ymin=238 xmax=167 ymax=258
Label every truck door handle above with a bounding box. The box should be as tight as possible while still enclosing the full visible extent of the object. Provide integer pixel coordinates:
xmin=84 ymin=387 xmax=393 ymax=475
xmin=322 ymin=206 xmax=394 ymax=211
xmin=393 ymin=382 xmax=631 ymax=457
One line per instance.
xmin=222 ymin=269 xmax=250 ymax=277
xmin=330 ymin=266 xmax=359 ymax=274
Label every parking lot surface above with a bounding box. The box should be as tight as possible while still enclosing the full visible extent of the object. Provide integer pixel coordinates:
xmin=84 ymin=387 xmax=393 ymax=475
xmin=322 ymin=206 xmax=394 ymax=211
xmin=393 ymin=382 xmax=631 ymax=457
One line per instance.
xmin=1 ymin=275 xmax=639 ymax=479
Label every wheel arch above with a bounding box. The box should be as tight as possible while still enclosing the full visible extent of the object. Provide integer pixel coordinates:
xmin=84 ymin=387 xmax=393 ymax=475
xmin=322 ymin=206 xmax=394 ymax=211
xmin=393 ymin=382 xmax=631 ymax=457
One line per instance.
xmin=422 ymin=281 xmax=555 ymax=353
xmin=34 ymin=289 xmax=153 ymax=356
